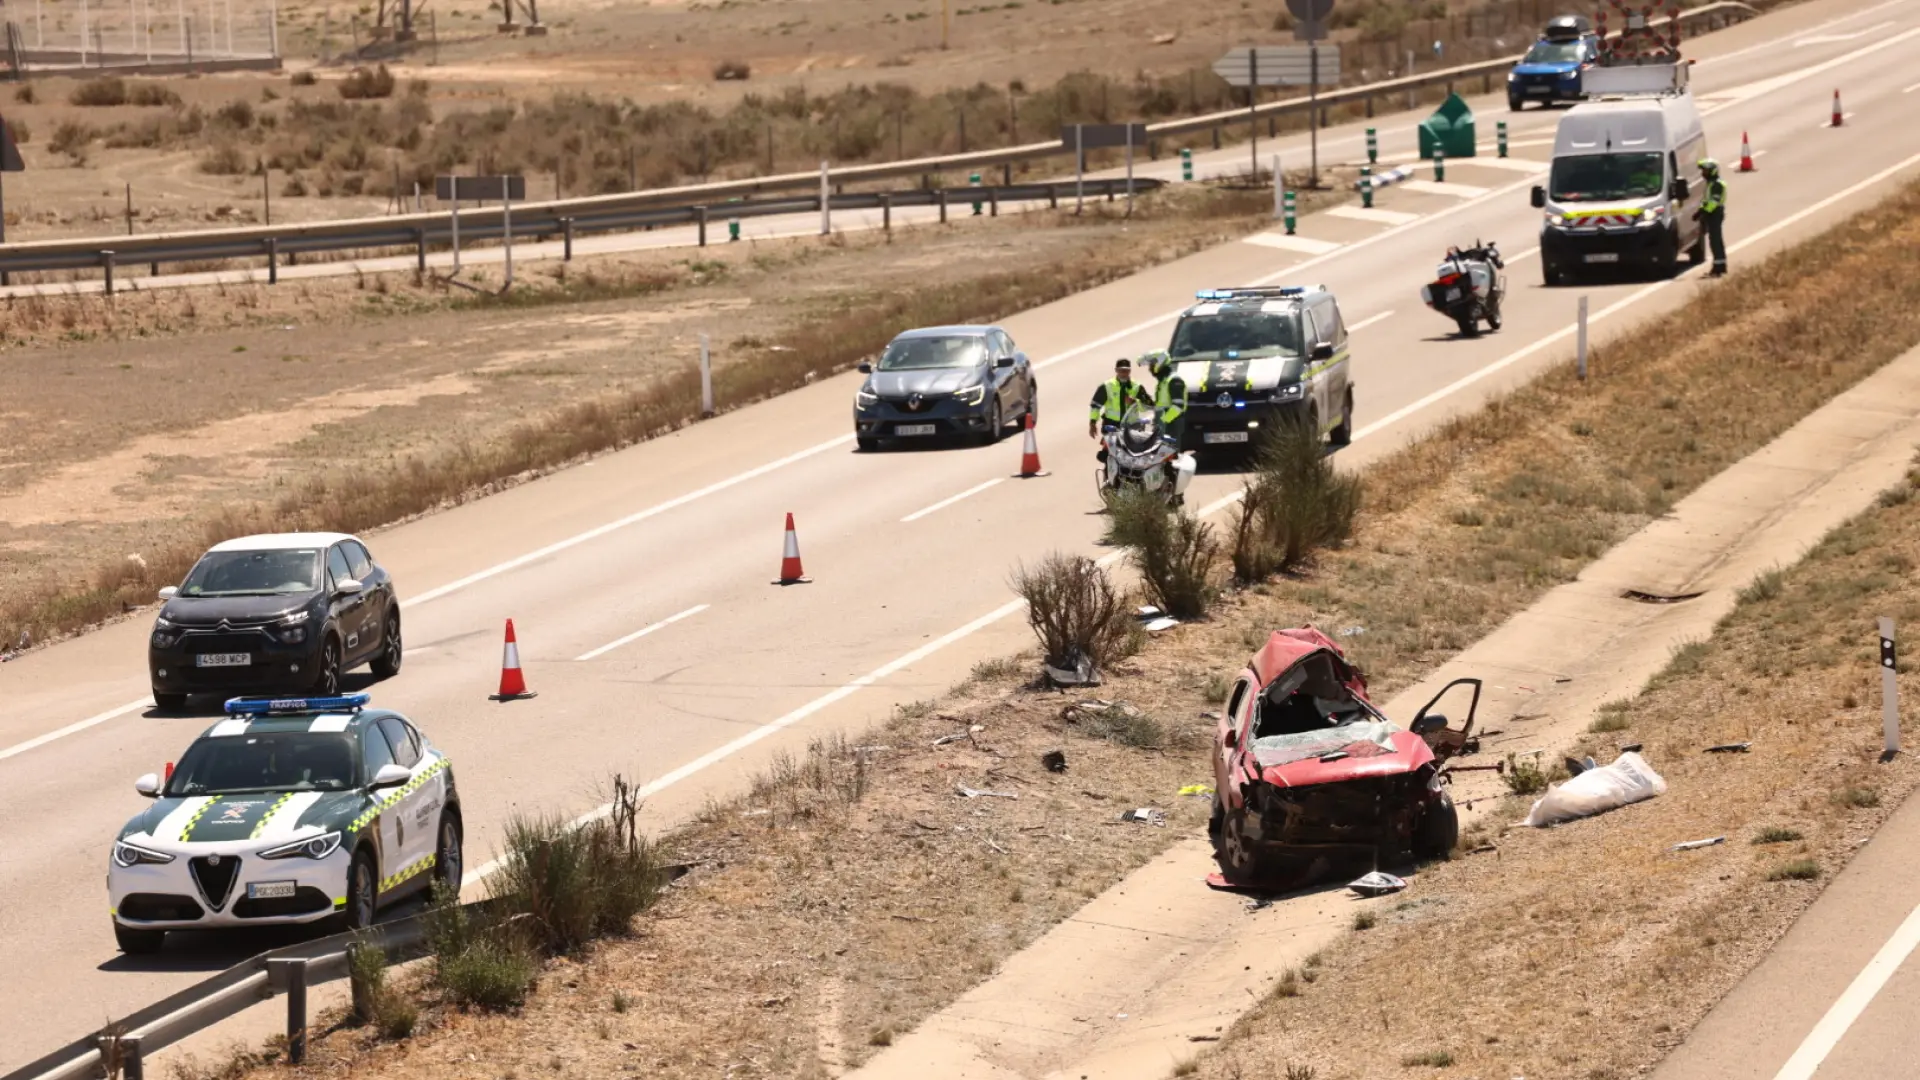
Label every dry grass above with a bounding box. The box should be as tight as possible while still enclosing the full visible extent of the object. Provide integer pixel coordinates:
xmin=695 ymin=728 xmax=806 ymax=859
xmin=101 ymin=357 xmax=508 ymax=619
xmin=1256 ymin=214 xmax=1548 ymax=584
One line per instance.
xmin=0 ymin=178 xmax=1352 ymax=654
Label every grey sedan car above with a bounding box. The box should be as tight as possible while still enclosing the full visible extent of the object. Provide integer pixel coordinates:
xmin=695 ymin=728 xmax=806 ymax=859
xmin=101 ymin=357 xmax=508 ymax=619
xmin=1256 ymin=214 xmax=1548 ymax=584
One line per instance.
xmin=853 ymin=326 xmax=1038 ymax=451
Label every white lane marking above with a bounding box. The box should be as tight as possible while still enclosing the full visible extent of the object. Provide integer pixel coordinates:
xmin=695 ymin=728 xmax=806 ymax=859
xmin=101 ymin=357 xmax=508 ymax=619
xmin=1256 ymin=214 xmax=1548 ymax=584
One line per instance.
xmin=0 ymin=698 xmax=151 ymax=763
xmin=1697 ymin=25 xmax=1920 ymax=120
xmin=1243 ymin=232 xmax=1343 ymax=254
xmin=902 ymin=478 xmax=1006 ymax=523
xmin=1326 ymin=205 xmax=1421 ymax=226
xmin=1697 ymin=0 xmax=1913 ymax=66
xmin=407 ymin=433 xmax=855 ymax=606
xmin=1794 ymin=19 xmax=1895 ymax=46
xmin=1195 ymin=150 xmax=1920 ymax=518
xmin=468 ymin=596 xmax=1032 ymax=883
xmin=1506 ymin=245 xmax=1543 ymax=262
xmin=1474 ymin=150 xmax=1555 ymax=165
xmin=1905 ymin=81 xmax=1920 ymax=94
xmin=1399 ymin=179 xmax=1491 ymax=198
xmin=1770 ymin=899 xmax=1920 ymax=1080
xmin=574 ymin=604 xmax=710 ymax=662
xmin=1346 ymin=310 xmax=1395 ymax=333
xmin=403 ymin=646 xmax=435 ymax=657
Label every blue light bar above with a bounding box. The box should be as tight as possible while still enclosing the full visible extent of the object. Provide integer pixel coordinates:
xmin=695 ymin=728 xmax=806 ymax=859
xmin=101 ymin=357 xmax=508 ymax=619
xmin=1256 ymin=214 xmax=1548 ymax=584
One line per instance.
xmin=224 ymin=692 xmax=371 ymax=716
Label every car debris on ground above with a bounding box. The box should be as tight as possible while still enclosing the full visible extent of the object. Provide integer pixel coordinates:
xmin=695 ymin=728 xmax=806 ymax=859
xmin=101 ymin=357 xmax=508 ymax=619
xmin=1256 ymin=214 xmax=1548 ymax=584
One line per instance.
xmin=1523 ymin=751 xmax=1667 ymax=828
xmin=1347 ymin=871 xmax=1408 ymax=897
xmin=956 ymin=784 xmax=1017 ymax=799
xmin=1672 ymin=836 xmax=1726 ymax=851
xmin=1042 ymin=750 xmax=1068 ymax=772
xmin=1704 ymin=742 xmax=1752 ymax=753
xmin=1119 ymin=807 xmax=1168 ymax=826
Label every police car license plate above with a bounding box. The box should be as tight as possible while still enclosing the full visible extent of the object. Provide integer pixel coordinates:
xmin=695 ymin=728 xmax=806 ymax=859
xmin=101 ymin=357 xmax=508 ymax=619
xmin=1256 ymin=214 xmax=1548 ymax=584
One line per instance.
xmin=895 ymin=424 xmax=937 ymax=436
xmin=195 ymin=653 xmax=251 ymax=667
xmin=1204 ymin=432 xmax=1250 ymax=444
xmin=1584 ymin=252 xmax=1620 ymax=264
xmin=247 ymin=881 xmax=297 ymax=900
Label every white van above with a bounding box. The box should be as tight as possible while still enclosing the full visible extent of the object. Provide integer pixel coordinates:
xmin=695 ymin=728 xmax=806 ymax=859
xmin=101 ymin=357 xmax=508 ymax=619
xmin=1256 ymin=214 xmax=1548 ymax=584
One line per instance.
xmin=1529 ymin=61 xmax=1708 ymax=285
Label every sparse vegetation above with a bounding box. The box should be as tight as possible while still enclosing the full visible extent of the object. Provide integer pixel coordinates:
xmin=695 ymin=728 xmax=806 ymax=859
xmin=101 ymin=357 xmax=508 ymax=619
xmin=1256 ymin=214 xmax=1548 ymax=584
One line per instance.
xmin=1012 ymin=553 xmax=1132 ymax=678
xmin=1767 ymin=858 xmax=1821 ymax=882
xmin=1401 ymin=1050 xmax=1455 ymax=1068
xmin=491 ymin=775 xmax=664 ymax=955
xmin=346 ymin=939 xmax=417 ymax=1039
xmin=338 ymin=64 xmax=398 ymax=100
xmin=1070 ymin=701 xmax=1167 ymax=749
xmin=1833 ymin=786 xmax=1882 ymax=809
xmin=1351 ymin=910 xmax=1377 ymax=931
xmin=1752 ymin=827 xmax=1803 ymax=845
xmin=1231 ymin=419 xmax=1362 ymax=584
xmin=1122 ymin=503 xmax=1222 ymax=620
xmin=1502 ymin=754 xmax=1549 ymax=796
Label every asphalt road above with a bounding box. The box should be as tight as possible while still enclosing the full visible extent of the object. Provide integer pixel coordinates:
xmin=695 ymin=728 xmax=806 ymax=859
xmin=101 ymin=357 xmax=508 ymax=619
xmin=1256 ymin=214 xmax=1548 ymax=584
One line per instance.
xmin=3 ymin=0 xmax=1919 ymax=1068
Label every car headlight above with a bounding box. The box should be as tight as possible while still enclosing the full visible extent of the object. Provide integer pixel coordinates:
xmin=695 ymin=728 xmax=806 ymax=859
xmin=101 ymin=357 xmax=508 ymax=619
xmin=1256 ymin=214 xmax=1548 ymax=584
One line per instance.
xmin=855 ymin=387 xmax=879 ymax=409
xmin=1637 ymin=206 xmax=1666 ymax=226
xmin=1269 ymin=384 xmax=1306 ymax=403
xmin=151 ymin=629 xmax=180 ymax=649
xmin=113 ymin=840 xmax=175 ymax=868
xmin=273 ymin=610 xmax=311 ymax=644
xmin=260 ymin=831 xmax=343 ymax=860
xmin=1547 ymin=212 xmax=1567 ymax=227
xmin=955 ymin=384 xmax=986 ymax=407
xmin=1507 ymin=71 xmax=1518 ymax=82
xmin=1559 ymin=69 xmax=1577 ymax=80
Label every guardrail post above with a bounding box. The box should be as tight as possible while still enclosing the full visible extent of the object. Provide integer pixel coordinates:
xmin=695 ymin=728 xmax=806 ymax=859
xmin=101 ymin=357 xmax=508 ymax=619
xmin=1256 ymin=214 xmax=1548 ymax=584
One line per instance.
xmin=1483 ymin=71 xmax=1491 ymax=94
xmin=266 ymin=237 xmax=278 ymax=285
xmin=1048 ymin=183 xmax=1057 ymax=210
xmin=938 ymin=189 xmax=948 ymax=224
xmin=268 ymin=957 xmax=311 ymax=1064
xmin=102 ymin=250 xmax=115 ymax=296
xmin=1366 ymin=94 xmax=1375 ymax=119
xmin=416 ymin=229 xmax=427 ymax=274
xmin=563 ymin=217 xmax=575 ymax=260
xmin=989 ymin=187 xmax=998 ymax=217
xmin=695 ymin=206 xmax=707 ymax=248
xmin=1212 ymin=126 xmax=1221 ymax=151
xmin=1002 ymin=163 xmax=1012 ymax=186
xmin=880 ymin=193 xmax=891 ymax=235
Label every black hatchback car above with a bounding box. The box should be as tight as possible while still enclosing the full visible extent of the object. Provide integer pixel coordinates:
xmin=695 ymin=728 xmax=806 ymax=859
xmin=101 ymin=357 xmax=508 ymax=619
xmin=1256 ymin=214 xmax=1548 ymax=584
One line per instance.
xmin=148 ymin=532 xmax=402 ymax=710
xmin=853 ymin=325 xmax=1038 ymax=450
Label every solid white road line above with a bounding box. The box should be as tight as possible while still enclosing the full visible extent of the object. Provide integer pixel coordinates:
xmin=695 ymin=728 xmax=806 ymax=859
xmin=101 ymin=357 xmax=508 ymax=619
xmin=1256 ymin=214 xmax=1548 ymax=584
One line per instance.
xmin=1697 ymin=0 xmax=1913 ymax=67
xmin=0 ymin=698 xmax=151 ymax=764
xmin=1905 ymin=81 xmax=1920 ymax=93
xmin=1794 ymin=19 xmax=1897 ymax=46
xmin=1771 ymin=899 xmax=1920 ymax=1080
xmin=573 ymin=604 xmax=710 ymax=662
xmin=1243 ymin=233 xmax=1343 ymax=254
xmin=902 ymin=478 xmax=1006 ymax=523
xmin=1326 ymin=205 xmax=1422 ymax=226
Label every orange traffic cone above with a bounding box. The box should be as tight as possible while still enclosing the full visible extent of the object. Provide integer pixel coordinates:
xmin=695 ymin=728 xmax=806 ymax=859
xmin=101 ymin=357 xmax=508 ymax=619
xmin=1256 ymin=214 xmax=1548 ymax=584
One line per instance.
xmin=489 ymin=619 xmax=537 ymax=701
xmin=774 ymin=513 xmax=810 ymax=585
xmin=1832 ymin=89 xmax=1844 ymax=127
xmin=1739 ymin=132 xmax=1755 ymax=172
xmin=1015 ymin=413 xmax=1048 ymax=478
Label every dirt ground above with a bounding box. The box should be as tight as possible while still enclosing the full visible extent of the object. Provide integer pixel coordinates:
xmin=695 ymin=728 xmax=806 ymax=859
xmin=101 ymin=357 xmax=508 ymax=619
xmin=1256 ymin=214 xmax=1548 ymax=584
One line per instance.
xmin=0 ymin=178 xmax=1346 ymax=646
xmin=181 ymin=166 xmax=1920 ymax=1080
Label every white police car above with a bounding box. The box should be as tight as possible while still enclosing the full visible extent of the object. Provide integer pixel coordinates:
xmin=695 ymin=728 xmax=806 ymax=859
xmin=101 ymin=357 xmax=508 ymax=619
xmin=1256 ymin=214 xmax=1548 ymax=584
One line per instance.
xmin=108 ymin=693 xmax=461 ymax=954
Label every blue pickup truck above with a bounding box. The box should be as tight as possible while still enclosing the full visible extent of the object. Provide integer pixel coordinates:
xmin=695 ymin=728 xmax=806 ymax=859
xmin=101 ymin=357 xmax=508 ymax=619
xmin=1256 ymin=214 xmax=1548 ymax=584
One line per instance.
xmin=1507 ymin=15 xmax=1600 ymax=111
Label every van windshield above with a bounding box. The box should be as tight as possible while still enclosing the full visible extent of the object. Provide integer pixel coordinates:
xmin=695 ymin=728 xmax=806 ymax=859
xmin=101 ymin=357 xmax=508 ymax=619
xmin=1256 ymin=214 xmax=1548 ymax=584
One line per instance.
xmin=1549 ymin=152 xmax=1665 ymax=202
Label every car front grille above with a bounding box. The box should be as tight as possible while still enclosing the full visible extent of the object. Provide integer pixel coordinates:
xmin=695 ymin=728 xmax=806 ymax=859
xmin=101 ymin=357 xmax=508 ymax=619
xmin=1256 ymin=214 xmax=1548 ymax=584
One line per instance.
xmin=118 ymin=893 xmax=206 ymax=921
xmin=234 ymin=886 xmax=334 ymax=919
xmin=190 ymin=855 xmax=241 ymax=911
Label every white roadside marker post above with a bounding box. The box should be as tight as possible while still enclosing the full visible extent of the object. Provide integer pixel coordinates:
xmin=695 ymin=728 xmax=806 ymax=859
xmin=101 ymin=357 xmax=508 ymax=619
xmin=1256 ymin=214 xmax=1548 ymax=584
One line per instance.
xmin=1576 ymin=295 xmax=1590 ymax=380
xmin=1881 ymin=617 xmax=1900 ymax=758
xmin=700 ymin=333 xmax=715 ymax=418
xmin=819 ymin=160 xmax=830 ymax=236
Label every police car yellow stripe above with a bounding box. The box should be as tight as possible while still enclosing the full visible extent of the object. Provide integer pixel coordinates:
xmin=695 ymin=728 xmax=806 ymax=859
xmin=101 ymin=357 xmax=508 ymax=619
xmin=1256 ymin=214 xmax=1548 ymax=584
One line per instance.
xmin=249 ymin=793 xmax=296 ymax=840
xmin=380 ymin=853 xmax=437 ymax=894
xmin=348 ymin=756 xmax=450 ymax=835
xmin=176 ymin=799 xmax=217 ymax=842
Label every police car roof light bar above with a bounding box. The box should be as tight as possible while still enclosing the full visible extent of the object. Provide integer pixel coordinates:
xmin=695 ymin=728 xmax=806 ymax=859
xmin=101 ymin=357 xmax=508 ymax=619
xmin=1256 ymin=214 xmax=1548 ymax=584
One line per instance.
xmin=1195 ymin=286 xmax=1307 ymax=300
xmin=223 ymin=692 xmax=372 ymax=716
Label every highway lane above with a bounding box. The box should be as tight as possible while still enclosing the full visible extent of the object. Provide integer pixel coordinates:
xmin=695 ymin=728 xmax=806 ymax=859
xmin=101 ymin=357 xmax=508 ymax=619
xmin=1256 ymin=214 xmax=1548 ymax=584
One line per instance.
xmin=3 ymin=0 xmax=1918 ymax=1065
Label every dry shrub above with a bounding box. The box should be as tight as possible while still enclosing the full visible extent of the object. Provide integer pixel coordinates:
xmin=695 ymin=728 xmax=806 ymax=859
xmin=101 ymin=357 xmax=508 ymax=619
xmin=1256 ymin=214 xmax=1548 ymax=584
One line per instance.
xmin=339 ymin=64 xmax=397 ymax=100
xmin=290 ymin=70 xmax=318 ymax=86
xmin=490 ymin=775 xmax=664 ymax=955
xmin=197 ymin=142 xmax=249 ymax=175
xmin=1120 ymin=500 xmax=1222 ymax=619
xmin=1011 ymin=553 xmax=1131 ymax=677
xmin=128 ymin=83 xmax=183 ymax=108
xmin=712 ymin=58 xmax=751 ymax=80
xmin=1231 ymin=419 xmax=1361 ymax=584
xmin=69 ymin=76 xmax=128 ymax=107
xmin=47 ymin=120 xmax=94 ymax=159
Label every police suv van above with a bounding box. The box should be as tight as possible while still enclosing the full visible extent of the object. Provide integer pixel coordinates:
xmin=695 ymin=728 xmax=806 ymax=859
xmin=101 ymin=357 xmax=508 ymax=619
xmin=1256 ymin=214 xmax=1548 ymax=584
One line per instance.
xmin=1164 ymin=286 xmax=1354 ymax=453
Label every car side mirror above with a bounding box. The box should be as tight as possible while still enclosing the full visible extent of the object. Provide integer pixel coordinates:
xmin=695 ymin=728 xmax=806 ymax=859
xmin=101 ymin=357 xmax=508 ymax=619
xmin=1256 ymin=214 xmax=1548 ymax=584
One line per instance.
xmin=1530 ymin=186 xmax=1546 ymax=209
xmin=857 ymin=362 xmax=874 ymax=374
xmin=1312 ymin=342 xmax=1335 ymax=360
xmin=335 ymin=578 xmax=364 ymax=596
xmin=135 ymin=773 xmax=162 ymax=798
xmin=1671 ymin=178 xmax=1691 ymax=200
xmin=995 ymin=355 xmax=1015 ymax=369
xmin=1411 ymin=714 xmax=1449 ymax=736
xmin=1224 ymin=729 xmax=1238 ymax=748
xmin=370 ymin=763 xmax=411 ymax=790
xmin=158 ymin=586 xmax=178 ymax=600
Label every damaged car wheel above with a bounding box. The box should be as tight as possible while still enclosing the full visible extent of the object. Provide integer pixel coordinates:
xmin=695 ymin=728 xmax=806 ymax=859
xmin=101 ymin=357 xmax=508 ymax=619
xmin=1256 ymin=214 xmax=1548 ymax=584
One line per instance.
xmin=1214 ymin=805 xmax=1262 ymax=882
xmin=1413 ymin=790 xmax=1460 ymax=860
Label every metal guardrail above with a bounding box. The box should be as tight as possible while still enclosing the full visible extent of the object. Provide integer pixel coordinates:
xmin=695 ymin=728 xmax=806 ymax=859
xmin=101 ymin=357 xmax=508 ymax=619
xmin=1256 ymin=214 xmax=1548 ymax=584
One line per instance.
xmin=0 ymin=0 xmax=1759 ymax=285
xmin=0 ymin=898 xmax=509 ymax=1080
xmin=0 ymin=177 xmax=1165 ymax=285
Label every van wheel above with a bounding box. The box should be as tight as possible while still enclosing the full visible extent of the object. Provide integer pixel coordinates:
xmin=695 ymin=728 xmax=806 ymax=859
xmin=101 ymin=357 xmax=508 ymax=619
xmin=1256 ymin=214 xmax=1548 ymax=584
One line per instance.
xmin=1414 ymin=791 xmax=1460 ymax=860
xmin=1329 ymin=390 xmax=1354 ymax=447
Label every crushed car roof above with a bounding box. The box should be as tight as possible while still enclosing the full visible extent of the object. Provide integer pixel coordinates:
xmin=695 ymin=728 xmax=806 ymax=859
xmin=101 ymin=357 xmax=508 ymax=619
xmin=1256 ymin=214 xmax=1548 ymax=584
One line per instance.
xmin=1249 ymin=627 xmax=1349 ymax=688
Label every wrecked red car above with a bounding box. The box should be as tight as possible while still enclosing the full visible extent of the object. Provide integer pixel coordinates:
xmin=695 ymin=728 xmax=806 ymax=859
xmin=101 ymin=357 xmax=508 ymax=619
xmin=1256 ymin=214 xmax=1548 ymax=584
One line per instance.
xmin=1209 ymin=627 xmax=1482 ymax=886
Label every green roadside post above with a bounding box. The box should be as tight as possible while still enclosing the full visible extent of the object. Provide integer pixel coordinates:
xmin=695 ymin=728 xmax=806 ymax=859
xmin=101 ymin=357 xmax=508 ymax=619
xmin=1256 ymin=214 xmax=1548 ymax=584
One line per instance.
xmin=970 ymin=171 xmax=982 ymax=215
xmin=1283 ymin=190 xmax=1297 ymax=235
xmin=728 ymin=218 xmax=740 ymax=242
xmin=1366 ymin=127 xmax=1378 ymax=165
xmin=1498 ymin=120 xmax=1509 ymax=158
xmin=1181 ymin=148 xmax=1193 ymax=181
xmin=1361 ymin=165 xmax=1373 ymax=209
xmin=1435 ymin=147 xmax=1446 ymax=182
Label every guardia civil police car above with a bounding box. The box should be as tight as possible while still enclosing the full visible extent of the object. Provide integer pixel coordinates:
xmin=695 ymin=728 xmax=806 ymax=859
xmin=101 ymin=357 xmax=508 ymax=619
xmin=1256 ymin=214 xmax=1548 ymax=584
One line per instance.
xmin=108 ymin=693 xmax=461 ymax=954
xmin=1165 ymin=286 xmax=1354 ymax=453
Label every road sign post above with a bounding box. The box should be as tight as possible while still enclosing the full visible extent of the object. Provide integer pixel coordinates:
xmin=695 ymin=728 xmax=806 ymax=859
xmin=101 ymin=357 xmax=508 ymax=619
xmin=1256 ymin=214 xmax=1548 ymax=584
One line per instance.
xmin=1213 ymin=42 xmax=1341 ymax=186
xmin=1060 ymin=124 xmax=1148 ymax=214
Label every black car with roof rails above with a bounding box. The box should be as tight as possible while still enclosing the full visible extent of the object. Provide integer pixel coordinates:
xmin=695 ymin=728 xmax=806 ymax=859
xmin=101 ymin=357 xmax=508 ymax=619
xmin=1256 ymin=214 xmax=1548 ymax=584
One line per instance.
xmin=148 ymin=532 xmax=402 ymax=711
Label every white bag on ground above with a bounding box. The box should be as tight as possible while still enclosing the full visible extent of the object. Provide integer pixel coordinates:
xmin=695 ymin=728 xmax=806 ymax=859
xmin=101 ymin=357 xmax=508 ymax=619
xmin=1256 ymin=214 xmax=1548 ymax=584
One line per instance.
xmin=1524 ymin=751 xmax=1667 ymax=828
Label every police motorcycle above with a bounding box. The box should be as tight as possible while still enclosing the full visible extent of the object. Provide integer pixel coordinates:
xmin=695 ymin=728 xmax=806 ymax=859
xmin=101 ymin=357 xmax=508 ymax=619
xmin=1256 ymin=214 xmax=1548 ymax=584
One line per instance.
xmin=1097 ymin=404 xmax=1198 ymax=508
xmin=1419 ymin=240 xmax=1507 ymax=337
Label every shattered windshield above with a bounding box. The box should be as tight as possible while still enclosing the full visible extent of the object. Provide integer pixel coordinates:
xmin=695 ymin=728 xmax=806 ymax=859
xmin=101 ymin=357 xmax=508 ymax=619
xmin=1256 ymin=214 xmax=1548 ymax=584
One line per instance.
xmin=1250 ymin=719 xmax=1397 ymax=767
